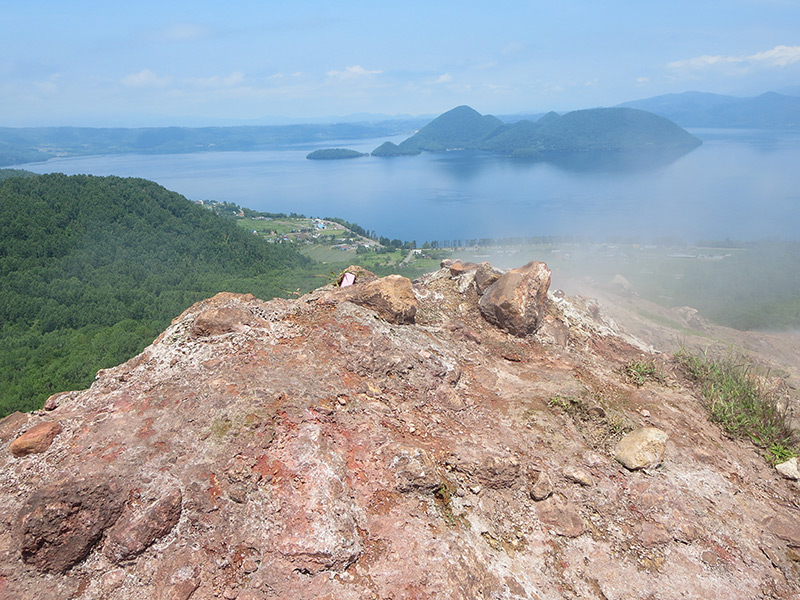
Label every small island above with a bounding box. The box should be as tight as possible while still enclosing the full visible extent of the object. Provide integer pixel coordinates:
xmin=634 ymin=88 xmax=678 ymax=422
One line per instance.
xmin=306 ymin=148 xmax=368 ymax=160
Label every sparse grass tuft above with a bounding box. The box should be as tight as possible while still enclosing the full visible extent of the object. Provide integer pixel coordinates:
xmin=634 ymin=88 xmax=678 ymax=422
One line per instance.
xmin=547 ymin=394 xmax=633 ymax=451
xmin=675 ymin=349 xmax=797 ymax=464
xmin=623 ymin=360 xmax=663 ymax=387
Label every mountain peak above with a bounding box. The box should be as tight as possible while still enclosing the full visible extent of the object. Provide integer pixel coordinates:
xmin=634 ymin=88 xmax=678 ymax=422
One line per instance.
xmin=2 ymin=261 xmax=799 ymax=598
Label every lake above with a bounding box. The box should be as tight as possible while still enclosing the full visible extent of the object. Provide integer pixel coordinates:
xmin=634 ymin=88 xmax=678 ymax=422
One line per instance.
xmin=17 ymin=130 xmax=800 ymax=244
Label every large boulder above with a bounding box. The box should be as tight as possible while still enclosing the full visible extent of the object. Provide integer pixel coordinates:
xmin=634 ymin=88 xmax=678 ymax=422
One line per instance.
xmin=478 ymin=261 xmax=551 ymax=336
xmin=19 ymin=476 xmax=126 ymax=573
xmin=336 ymin=274 xmax=418 ymax=324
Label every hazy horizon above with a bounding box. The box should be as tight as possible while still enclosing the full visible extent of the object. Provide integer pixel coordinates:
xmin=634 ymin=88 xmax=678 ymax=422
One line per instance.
xmin=3 ymin=2 xmax=799 ymax=128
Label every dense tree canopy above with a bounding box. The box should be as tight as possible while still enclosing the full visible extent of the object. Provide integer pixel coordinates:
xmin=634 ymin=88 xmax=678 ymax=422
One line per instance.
xmin=0 ymin=173 xmax=315 ymax=416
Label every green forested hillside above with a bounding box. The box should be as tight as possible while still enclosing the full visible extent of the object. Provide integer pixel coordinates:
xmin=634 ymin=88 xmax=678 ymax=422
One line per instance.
xmin=396 ymin=105 xmax=504 ymax=152
xmin=0 ymin=173 xmax=314 ymax=416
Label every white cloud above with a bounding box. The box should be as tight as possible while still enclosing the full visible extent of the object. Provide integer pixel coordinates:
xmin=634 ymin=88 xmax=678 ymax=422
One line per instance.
xmin=668 ymin=44 xmax=800 ymax=72
xmin=326 ymin=65 xmax=382 ymax=80
xmin=121 ymin=69 xmax=172 ymax=88
xmin=435 ymin=73 xmax=453 ymax=84
xmin=636 ymin=77 xmax=650 ymax=83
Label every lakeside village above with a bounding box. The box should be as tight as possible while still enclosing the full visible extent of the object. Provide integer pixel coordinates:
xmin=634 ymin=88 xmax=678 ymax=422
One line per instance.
xmin=194 ymin=199 xmax=741 ymax=259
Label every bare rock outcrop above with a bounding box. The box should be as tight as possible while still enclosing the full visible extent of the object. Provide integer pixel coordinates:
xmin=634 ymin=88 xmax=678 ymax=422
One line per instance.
xmin=19 ymin=476 xmax=126 ymax=573
xmin=103 ymin=486 xmax=183 ymax=563
xmin=1 ymin=265 xmax=799 ymax=599
xmin=325 ymin=271 xmax=418 ymax=324
xmin=478 ymin=260 xmax=551 ymax=336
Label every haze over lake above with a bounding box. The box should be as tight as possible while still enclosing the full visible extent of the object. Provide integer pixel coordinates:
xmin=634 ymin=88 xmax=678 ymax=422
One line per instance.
xmin=18 ymin=130 xmax=800 ymax=244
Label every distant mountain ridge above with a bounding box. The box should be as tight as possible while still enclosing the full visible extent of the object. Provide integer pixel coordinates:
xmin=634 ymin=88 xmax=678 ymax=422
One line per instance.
xmin=618 ymin=91 xmax=800 ymax=129
xmin=0 ymin=120 xmax=427 ymax=167
xmin=372 ymin=105 xmax=702 ymax=157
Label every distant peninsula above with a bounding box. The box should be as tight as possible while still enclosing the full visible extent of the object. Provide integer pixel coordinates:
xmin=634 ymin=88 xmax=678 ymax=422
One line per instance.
xmin=618 ymin=91 xmax=800 ymax=129
xmin=371 ymin=105 xmax=702 ymax=158
xmin=306 ymin=148 xmax=368 ymax=160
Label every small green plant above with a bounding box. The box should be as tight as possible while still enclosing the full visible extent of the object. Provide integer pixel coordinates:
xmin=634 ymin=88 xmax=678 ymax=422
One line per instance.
xmin=623 ymin=360 xmax=662 ymax=387
xmin=768 ymin=442 xmax=797 ymax=465
xmin=548 ymin=395 xmax=580 ymax=412
xmin=675 ymin=349 xmax=798 ymax=464
xmin=433 ymin=480 xmax=466 ymax=527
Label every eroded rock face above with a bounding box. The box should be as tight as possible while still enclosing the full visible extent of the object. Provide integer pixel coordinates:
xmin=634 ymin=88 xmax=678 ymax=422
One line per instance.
xmin=1 ymin=267 xmax=799 ymax=599
xmin=103 ymin=486 xmax=183 ymax=563
xmin=478 ymin=260 xmax=551 ymax=336
xmin=268 ymin=422 xmax=363 ymax=573
xmin=19 ymin=476 xmax=126 ymax=573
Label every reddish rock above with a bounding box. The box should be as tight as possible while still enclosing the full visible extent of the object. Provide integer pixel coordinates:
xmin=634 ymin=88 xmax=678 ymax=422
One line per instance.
xmin=390 ymin=445 xmax=441 ymax=493
xmin=103 ymin=487 xmax=183 ymax=563
xmin=190 ymin=305 xmax=263 ymax=337
xmin=528 ymin=469 xmax=554 ymax=501
xmin=335 ymin=274 xmax=418 ymax=324
xmin=0 ymin=411 xmax=29 ymax=442
xmin=0 ymin=262 xmax=798 ymax=599
xmin=337 ymin=264 xmax=378 ymax=285
xmin=448 ymin=260 xmax=479 ymax=277
xmin=9 ymin=421 xmax=62 ymax=456
xmin=639 ymin=522 xmax=672 ymax=547
xmin=164 ymin=580 xmax=199 ymax=600
xmin=478 ymin=260 xmax=551 ymax=336
xmin=769 ymin=510 xmax=800 ymax=547
xmin=474 ymin=262 xmax=502 ymax=294
xmin=535 ymin=494 xmax=584 ymax=537
xmin=452 ymin=445 xmax=521 ymax=489
xmin=19 ymin=476 xmax=126 ymax=573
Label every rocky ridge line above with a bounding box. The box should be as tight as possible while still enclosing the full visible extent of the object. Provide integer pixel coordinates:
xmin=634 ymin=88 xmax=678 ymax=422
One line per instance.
xmin=0 ymin=261 xmax=798 ymax=599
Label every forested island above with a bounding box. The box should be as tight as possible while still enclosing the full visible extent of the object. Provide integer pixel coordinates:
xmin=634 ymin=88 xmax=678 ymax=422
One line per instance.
xmin=306 ymin=148 xmax=368 ymax=160
xmin=371 ymin=105 xmax=702 ymax=158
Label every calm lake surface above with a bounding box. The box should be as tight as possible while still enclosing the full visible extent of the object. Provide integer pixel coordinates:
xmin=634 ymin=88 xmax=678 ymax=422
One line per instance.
xmin=18 ymin=130 xmax=800 ymax=244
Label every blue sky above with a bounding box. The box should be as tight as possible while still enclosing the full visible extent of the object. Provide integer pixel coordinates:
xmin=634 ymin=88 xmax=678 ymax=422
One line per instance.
xmin=2 ymin=1 xmax=799 ymax=126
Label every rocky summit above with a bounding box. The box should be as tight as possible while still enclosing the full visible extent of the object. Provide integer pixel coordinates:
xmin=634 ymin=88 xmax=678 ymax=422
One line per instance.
xmin=1 ymin=262 xmax=799 ymax=599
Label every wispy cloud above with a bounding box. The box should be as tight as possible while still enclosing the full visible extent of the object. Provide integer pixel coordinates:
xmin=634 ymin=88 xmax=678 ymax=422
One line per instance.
xmin=186 ymin=72 xmax=245 ymax=88
xmin=326 ymin=65 xmax=382 ymax=80
xmin=668 ymin=44 xmax=800 ymax=73
xmin=435 ymin=73 xmax=453 ymax=84
xmin=121 ymin=69 xmax=173 ymax=88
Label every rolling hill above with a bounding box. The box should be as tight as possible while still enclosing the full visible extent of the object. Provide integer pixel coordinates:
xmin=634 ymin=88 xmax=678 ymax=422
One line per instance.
xmin=619 ymin=91 xmax=800 ymax=128
xmin=0 ymin=173 xmax=314 ymax=416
